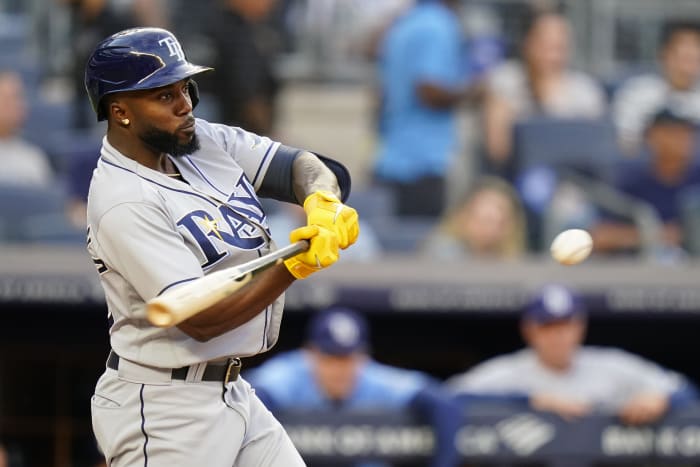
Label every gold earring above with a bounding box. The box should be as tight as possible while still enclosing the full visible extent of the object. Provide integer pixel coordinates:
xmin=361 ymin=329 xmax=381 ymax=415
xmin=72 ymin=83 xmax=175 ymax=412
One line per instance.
xmin=121 ymin=118 xmax=130 ymax=126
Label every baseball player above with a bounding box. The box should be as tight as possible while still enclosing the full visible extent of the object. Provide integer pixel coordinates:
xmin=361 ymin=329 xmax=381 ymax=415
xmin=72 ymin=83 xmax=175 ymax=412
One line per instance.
xmin=83 ymin=27 xmax=359 ymax=466
xmin=445 ymin=285 xmax=697 ymax=425
xmin=245 ymin=307 xmax=462 ymax=467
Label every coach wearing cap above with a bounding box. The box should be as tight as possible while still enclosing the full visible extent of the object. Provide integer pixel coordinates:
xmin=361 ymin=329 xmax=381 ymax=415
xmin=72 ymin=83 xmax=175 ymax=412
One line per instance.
xmin=445 ymin=285 xmax=697 ymax=425
xmin=245 ymin=307 xmax=461 ymax=467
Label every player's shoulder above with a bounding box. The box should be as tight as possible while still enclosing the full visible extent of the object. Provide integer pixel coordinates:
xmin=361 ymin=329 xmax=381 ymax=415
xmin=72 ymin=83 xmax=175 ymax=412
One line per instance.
xmin=192 ymin=118 xmax=276 ymax=158
xmin=578 ymin=346 xmax=649 ymax=367
xmin=87 ymin=158 xmax=164 ymax=230
xmin=444 ymin=349 xmax=533 ymax=392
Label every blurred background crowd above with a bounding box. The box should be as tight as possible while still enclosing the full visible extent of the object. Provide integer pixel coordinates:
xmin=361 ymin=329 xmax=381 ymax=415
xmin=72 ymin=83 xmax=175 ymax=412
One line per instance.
xmin=1 ymin=0 xmax=700 ymax=261
xmin=2 ymin=0 xmax=700 ymax=466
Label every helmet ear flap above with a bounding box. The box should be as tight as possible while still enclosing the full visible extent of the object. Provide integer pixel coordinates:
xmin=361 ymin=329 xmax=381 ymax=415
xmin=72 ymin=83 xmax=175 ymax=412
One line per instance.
xmin=188 ymin=80 xmax=200 ymax=110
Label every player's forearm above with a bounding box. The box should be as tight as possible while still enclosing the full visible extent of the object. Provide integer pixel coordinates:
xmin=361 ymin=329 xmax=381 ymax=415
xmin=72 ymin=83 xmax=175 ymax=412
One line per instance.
xmin=291 ymin=151 xmax=341 ymax=204
xmin=176 ymin=264 xmax=295 ymax=342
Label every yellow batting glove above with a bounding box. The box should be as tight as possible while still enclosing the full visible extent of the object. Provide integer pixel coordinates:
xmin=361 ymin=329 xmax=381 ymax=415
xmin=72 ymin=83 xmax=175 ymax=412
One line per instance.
xmin=284 ymin=225 xmax=339 ymax=280
xmin=303 ymin=191 xmax=360 ymax=249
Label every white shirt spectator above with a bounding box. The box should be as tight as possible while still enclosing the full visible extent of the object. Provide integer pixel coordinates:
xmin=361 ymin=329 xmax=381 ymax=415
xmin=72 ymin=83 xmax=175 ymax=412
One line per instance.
xmin=613 ymin=73 xmax=700 ymax=150
xmin=488 ymin=60 xmax=606 ymax=119
xmin=0 ymin=138 xmax=53 ymax=186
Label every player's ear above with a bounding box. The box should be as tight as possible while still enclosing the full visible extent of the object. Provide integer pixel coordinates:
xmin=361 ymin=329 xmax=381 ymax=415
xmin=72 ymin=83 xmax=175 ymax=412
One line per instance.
xmin=107 ymin=98 xmax=128 ymax=125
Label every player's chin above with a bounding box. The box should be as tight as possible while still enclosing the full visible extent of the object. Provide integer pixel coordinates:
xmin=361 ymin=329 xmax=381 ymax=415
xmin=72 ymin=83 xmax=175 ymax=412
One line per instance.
xmin=178 ymin=125 xmax=195 ymax=138
xmin=176 ymin=130 xmax=195 ymax=146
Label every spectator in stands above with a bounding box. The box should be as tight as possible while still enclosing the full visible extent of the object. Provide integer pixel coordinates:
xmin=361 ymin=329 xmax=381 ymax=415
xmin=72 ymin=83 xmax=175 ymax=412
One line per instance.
xmin=201 ymin=0 xmax=280 ymax=135
xmin=446 ymin=284 xmax=697 ymax=425
xmin=482 ymin=10 xmax=605 ymax=174
xmin=613 ymin=21 xmax=700 ymax=154
xmin=246 ymin=306 xmax=461 ymax=467
xmin=372 ymin=0 xmax=481 ymax=218
xmin=420 ymin=176 xmax=526 ymax=260
xmin=0 ymin=71 xmax=53 ymax=186
xmin=0 ymin=443 xmax=7 ymax=467
xmin=591 ymin=109 xmax=700 ymax=258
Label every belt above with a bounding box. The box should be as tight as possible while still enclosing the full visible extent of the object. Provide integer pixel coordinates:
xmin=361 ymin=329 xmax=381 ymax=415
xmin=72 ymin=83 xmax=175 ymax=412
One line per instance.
xmin=106 ymin=351 xmax=241 ymax=385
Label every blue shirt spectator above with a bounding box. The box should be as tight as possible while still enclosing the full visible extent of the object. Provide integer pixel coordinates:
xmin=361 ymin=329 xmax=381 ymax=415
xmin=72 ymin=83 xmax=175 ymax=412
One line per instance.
xmin=373 ymin=0 xmax=470 ymax=217
xmin=246 ymin=307 xmax=462 ymax=467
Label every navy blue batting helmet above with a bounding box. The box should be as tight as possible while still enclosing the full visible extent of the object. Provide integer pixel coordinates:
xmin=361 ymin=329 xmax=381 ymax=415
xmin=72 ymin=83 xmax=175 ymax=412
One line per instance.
xmin=84 ymin=27 xmax=212 ymax=121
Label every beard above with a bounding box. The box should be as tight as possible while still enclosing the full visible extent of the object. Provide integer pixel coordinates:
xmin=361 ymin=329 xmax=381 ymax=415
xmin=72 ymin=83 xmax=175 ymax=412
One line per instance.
xmin=139 ymin=125 xmax=200 ymax=157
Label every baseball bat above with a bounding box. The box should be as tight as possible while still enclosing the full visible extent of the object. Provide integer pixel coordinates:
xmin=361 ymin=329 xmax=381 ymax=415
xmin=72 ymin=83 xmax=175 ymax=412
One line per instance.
xmin=146 ymin=240 xmax=309 ymax=328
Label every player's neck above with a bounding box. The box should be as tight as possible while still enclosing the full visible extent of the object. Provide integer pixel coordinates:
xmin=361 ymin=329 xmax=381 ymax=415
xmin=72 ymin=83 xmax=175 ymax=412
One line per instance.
xmin=107 ymin=132 xmax=164 ymax=171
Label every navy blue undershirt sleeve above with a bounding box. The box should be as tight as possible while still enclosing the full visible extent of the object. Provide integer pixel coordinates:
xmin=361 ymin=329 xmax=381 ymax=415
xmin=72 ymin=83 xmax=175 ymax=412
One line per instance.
xmin=258 ymin=144 xmax=301 ymax=203
xmin=258 ymin=146 xmax=352 ymax=203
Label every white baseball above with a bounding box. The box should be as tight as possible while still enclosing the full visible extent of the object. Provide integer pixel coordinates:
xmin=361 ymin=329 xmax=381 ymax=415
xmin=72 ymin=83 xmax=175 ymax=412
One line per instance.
xmin=550 ymin=229 xmax=593 ymax=265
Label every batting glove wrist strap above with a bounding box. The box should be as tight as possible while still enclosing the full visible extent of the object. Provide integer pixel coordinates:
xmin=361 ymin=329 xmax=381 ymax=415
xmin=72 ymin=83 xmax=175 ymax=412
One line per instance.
xmin=283 ymin=225 xmax=339 ymax=280
xmin=303 ymin=191 xmax=360 ymax=249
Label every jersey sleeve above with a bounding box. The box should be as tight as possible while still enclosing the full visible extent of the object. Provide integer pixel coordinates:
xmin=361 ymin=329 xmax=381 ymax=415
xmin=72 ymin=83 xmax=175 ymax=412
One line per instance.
xmin=606 ymin=349 xmax=685 ymax=396
xmin=94 ymin=201 xmax=204 ymax=304
xmin=444 ymin=356 xmax=525 ymax=395
xmin=195 ymin=119 xmax=280 ymax=191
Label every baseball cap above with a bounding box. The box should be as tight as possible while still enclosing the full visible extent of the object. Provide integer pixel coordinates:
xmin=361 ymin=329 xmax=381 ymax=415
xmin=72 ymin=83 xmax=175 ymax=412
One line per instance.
xmin=522 ymin=285 xmax=586 ymax=323
xmin=306 ymin=307 xmax=369 ymax=356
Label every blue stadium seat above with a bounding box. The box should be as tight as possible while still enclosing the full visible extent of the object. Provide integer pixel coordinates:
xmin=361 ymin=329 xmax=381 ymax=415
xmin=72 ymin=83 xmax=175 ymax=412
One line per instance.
xmin=23 ymin=100 xmax=74 ymax=141
xmin=0 ymin=184 xmax=84 ymax=244
xmin=512 ymin=117 xmax=620 ymax=182
xmin=347 ymin=185 xmax=397 ymax=222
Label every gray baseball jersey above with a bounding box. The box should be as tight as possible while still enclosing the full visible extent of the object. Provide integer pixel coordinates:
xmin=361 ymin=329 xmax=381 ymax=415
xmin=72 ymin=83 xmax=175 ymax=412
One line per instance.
xmin=445 ymin=346 xmax=684 ymax=412
xmin=87 ymin=118 xmax=289 ymax=368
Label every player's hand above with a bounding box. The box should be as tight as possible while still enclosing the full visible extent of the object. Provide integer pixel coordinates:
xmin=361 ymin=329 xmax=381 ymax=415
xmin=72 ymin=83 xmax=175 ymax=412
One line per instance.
xmin=530 ymin=393 xmax=592 ymax=421
xmin=303 ymin=191 xmax=359 ymax=249
xmin=617 ymin=393 xmax=669 ymax=426
xmin=283 ymin=225 xmax=339 ymax=279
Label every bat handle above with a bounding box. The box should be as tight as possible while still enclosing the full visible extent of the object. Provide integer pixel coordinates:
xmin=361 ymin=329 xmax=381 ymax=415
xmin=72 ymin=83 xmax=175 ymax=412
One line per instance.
xmin=287 ymin=239 xmax=310 ymax=257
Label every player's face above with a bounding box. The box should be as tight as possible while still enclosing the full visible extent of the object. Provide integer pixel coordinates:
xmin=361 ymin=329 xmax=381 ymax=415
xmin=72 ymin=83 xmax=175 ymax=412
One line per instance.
xmin=522 ymin=317 xmax=585 ymax=371
xmin=309 ymin=348 xmax=364 ymax=401
xmin=123 ymin=79 xmax=200 ymax=157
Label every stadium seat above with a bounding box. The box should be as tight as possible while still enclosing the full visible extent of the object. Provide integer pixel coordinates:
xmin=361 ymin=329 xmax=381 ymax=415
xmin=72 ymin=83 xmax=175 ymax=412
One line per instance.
xmin=512 ymin=117 xmax=620 ymax=182
xmin=0 ymin=184 xmax=84 ymax=244
xmin=23 ymin=99 xmax=74 ymax=141
xmin=347 ymin=185 xmax=397 ymax=222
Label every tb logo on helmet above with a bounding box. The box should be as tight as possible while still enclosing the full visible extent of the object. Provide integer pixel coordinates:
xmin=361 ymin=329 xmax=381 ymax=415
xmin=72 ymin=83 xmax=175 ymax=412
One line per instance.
xmin=158 ymin=37 xmax=185 ymax=62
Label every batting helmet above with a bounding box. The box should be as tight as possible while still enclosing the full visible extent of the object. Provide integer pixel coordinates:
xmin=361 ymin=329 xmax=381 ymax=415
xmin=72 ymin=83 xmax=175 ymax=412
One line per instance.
xmin=84 ymin=27 xmax=212 ymax=121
